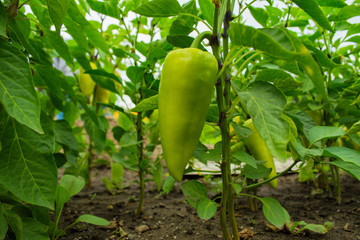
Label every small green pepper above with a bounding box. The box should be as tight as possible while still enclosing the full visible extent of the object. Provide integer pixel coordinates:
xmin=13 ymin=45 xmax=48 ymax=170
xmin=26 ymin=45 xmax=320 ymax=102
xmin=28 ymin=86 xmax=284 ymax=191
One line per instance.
xmin=244 ymin=119 xmax=278 ymax=188
xmin=159 ymin=48 xmax=218 ymax=181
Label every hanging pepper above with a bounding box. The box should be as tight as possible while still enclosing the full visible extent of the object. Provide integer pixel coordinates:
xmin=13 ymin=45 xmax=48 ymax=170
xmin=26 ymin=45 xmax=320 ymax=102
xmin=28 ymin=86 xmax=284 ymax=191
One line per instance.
xmin=244 ymin=119 xmax=278 ymax=188
xmin=159 ymin=48 xmax=218 ymax=181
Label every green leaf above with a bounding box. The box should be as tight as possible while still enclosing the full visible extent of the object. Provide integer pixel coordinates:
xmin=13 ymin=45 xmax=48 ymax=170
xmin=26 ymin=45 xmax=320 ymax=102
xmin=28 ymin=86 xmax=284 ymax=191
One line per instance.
xmin=117 ymin=112 xmax=134 ymax=132
xmin=82 ymin=113 xmax=108 ymax=153
xmin=152 ymin=161 xmax=164 ymax=191
xmin=248 ymin=6 xmax=269 ymax=27
xmin=308 ymin=126 xmax=345 ymax=146
xmin=198 ymin=0 xmax=214 ymax=26
xmin=304 ymin=43 xmax=339 ymax=68
xmin=232 ymin=151 xmax=257 ymax=168
xmin=59 ymin=175 xmax=85 ymax=197
xmin=53 ymin=120 xmax=79 ymax=166
xmin=327 ymin=160 xmax=360 ymax=181
xmin=196 ymin=197 xmax=217 ymax=220
xmin=298 ymin=223 xmax=328 ymax=234
xmin=0 ymin=39 xmax=43 ymax=134
xmin=84 ymin=26 xmax=110 ymax=54
xmin=74 ymin=214 xmax=110 ymax=226
xmin=166 ymin=34 xmax=195 ymax=48
xmin=323 ymin=147 xmax=360 ymax=168
xmin=47 ymin=0 xmax=70 ymax=33
xmin=316 ymin=0 xmax=347 ymax=8
xmin=55 ymin=185 xmax=70 ymax=212
xmin=33 ymin=65 xmax=65 ymax=102
xmin=255 ymin=69 xmax=301 ymax=92
xmin=87 ymin=0 xmax=121 ymax=19
xmin=329 ymin=5 xmax=360 ymax=21
xmin=236 ymin=81 xmax=290 ymax=161
xmin=229 ymin=23 xmax=297 ymax=59
xmin=85 ymin=70 xmax=119 ymax=93
xmin=243 ymin=164 xmax=272 ymax=179
xmin=282 ymin=29 xmax=329 ymax=101
xmin=110 ymin=162 xmax=124 ymax=189
xmin=291 ymin=0 xmax=333 ymax=32
xmin=44 ymin=29 xmax=73 ymax=65
xmin=132 ymin=95 xmax=158 ymax=112
xmin=0 ymin=205 xmax=8 ymax=239
xmin=162 ymin=175 xmax=175 ymax=194
xmin=63 ymin=16 xmax=90 ymax=52
xmin=259 ymin=197 xmax=290 ymax=229
xmin=0 ymin=3 xmax=6 ymax=37
xmin=22 ymin=218 xmax=50 ymax=240
xmin=346 ymin=120 xmax=360 ymax=134
xmin=5 ymin=209 xmax=22 ymax=240
xmin=0 ymin=111 xmax=57 ymax=210
xmin=8 ymin=18 xmax=41 ymax=63
xmin=180 ymin=180 xmax=207 ymax=208
xmin=133 ymin=0 xmax=182 ymax=17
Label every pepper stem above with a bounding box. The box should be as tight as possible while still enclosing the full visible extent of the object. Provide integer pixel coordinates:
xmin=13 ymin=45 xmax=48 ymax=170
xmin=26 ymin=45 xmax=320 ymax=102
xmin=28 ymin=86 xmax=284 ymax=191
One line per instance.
xmin=190 ymin=31 xmax=213 ymax=49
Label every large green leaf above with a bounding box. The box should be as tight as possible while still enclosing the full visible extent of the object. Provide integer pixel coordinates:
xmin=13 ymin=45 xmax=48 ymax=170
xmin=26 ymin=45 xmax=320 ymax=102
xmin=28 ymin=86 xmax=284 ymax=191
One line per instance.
xmin=236 ymin=81 xmax=290 ymax=161
xmin=308 ymin=126 xmax=345 ymax=147
xmin=260 ymin=197 xmax=290 ymax=229
xmin=131 ymin=95 xmax=158 ymax=112
xmin=22 ymin=218 xmax=50 ymax=240
xmin=228 ymin=23 xmax=297 ymax=59
xmin=329 ymin=5 xmax=360 ymax=21
xmin=292 ymin=0 xmax=333 ymax=32
xmin=8 ymin=18 xmax=41 ymax=63
xmin=0 ymin=111 xmax=57 ymax=209
xmin=323 ymin=147 xmax=360 ymax=168
xmin=0 ymin=39 xmax=43 ymax=134
xmin=47 ymin=0 xmax=70 ymax=33
xmin=327 ymin=161 xmax=360 ymax=181
xmin=133 ymin=0 xmax=182 ymax=17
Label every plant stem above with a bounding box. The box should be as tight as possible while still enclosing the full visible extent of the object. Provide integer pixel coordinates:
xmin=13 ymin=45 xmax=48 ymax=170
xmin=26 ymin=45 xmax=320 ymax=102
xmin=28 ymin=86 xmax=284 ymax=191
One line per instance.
xmin=223 ymin=1 xmax=239 ymax=238
xmin=135 ymin=101 xmax=145 ymax=217
xmin=211 ymin=4 xmax=232 ymax=240
xmin=243 ymin=160 xmax=299 ymax=190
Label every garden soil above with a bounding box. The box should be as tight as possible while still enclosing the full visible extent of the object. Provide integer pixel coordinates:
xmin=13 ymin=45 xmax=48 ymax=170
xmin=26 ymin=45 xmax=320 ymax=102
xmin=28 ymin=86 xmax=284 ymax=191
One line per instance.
xmin=59 ymin=118 xmax=360 ymax=240
xmin=58 ymin=165 xmax=360 ymax=240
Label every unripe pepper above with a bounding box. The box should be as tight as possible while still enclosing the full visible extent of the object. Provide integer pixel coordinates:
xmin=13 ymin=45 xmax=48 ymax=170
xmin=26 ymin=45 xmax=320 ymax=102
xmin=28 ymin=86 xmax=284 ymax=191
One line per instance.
xmin=244 ymin=119 xmax=278 ymax=188
xmin=159 ymin=48 xmax=218 ymax=181
xmin=79 ymin=62 xmax=97 ymax=96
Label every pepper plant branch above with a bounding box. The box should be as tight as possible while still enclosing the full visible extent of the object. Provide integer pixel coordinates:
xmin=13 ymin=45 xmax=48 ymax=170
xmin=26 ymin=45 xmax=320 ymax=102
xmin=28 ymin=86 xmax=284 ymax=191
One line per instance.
xmin=242 ymin=160 xmax=299 ymax=191
xmin=233 ymin=51 xmax=263 ymax=80
xmin=190 ymin=31 xmax=213 ymax=49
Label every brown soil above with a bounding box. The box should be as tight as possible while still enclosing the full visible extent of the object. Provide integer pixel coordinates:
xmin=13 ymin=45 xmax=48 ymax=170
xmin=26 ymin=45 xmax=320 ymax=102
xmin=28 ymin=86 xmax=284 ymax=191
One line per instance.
xmin=58 ymin=166 xmax=360 ymax=240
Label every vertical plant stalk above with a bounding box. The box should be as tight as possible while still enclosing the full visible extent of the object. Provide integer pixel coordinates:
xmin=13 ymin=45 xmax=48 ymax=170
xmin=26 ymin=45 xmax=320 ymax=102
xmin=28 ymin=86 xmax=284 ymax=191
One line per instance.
xmin=222 ymin=1 xmax=240 ymax=239
xmin=135 ymin=109 xmax=145 ymax=217
xmin=210 ymin=1 xmax=237 ymax=239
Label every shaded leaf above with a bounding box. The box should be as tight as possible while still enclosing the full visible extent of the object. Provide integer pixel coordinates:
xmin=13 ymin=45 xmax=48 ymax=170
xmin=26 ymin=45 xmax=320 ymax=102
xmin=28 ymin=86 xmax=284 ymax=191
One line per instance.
xmin=180 ymin=180 xmax=207 ymax=208
xmin=0 ymin=39 xmax=43 ymax=134
xmin=196 ymin=197 xmax=217 ymax=220
xmin=133 ymin=0 xmax=182 ymax=17
xmin=260 ymin=197 xmax=290 ymax=229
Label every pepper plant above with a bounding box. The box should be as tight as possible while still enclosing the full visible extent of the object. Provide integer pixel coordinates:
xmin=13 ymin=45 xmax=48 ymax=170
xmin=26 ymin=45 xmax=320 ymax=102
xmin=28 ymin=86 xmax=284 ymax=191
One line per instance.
xmin=132 ymin=0 xmax=360 ymax=238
